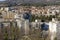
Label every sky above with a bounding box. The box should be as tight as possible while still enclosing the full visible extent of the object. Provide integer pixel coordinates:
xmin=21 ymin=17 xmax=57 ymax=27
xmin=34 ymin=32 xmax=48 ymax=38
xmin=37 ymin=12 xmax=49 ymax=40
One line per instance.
xmin=0 ymin=0 xmax=5 ymax=1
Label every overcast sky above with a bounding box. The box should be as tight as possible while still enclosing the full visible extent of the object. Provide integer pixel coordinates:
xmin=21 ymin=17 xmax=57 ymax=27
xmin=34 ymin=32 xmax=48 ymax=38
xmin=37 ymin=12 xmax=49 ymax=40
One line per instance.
xmin=0 ymin=0 xmax=5 ymax=1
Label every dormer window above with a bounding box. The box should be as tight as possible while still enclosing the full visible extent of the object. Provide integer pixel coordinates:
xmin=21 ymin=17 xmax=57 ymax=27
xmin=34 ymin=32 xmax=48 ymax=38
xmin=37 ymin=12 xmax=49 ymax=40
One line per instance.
xmin=0 ymin=13 xmax=2 ymax=15
xmin=0 ymin=16 xmax=3 ymax=18
xmin=50 ymin=12 xmax=52 ymax=13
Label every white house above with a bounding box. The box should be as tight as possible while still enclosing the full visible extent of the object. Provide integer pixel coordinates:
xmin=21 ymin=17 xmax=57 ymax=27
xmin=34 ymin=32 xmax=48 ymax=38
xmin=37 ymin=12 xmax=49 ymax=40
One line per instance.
xmin=49 ymin=18 xmax=58 ymax=40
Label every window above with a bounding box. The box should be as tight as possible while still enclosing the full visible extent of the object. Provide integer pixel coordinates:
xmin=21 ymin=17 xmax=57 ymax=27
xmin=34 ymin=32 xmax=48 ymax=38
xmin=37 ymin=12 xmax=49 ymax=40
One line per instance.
xmin=0 ymin=13 xmax=2 ymax=15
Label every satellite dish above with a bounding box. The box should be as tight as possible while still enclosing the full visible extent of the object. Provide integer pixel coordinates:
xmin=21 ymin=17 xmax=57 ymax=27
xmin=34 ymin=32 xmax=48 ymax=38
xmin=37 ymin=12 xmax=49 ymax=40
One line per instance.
xmin=35 ymin=20 xmax=38 ymax=22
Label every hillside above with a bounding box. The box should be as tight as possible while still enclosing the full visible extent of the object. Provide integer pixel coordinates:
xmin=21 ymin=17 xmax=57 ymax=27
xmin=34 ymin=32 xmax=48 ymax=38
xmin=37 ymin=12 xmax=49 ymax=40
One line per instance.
xmin=0 ymin=0 xmax=60 ymax=7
